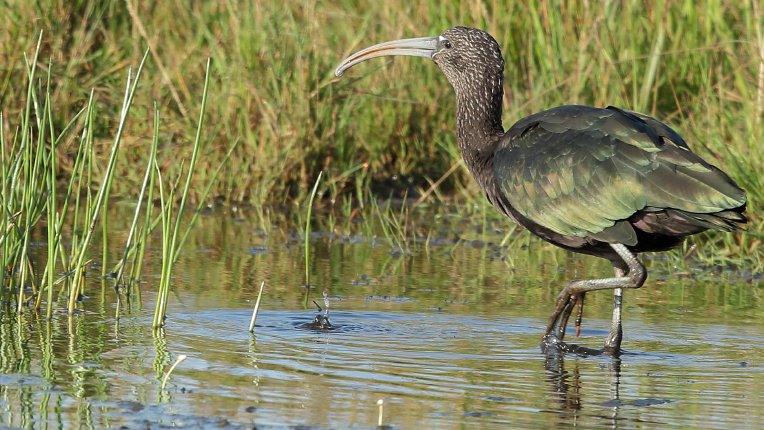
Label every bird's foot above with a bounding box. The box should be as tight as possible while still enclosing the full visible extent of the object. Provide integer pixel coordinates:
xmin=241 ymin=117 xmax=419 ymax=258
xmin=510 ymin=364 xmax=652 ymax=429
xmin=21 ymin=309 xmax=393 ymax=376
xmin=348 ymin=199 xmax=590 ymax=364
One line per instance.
xmin=540 ymin=332 xmax=567 ymax=354
xmin=541 ymin=333 xmax=607 ymax=357
xmin=541 ymin=293 xmax=579 ymax=354
xmin=544 ymin=290 xmax=583 ymax=342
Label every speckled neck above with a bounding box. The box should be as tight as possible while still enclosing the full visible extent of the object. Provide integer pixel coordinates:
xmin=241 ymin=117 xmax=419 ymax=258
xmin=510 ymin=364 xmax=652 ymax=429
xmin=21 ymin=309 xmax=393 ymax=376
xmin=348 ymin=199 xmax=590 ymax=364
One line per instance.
xmin=455 ymin=86 xmax=504 ymax=145
xmin=453 ymin=73 xmax=504 ymax=191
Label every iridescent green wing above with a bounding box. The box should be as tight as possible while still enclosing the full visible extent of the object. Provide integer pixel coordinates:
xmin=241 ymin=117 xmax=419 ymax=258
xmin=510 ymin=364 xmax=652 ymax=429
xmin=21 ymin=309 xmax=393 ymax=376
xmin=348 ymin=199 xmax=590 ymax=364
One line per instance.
xmin=494 ymin=106 xmax=746 ymax=245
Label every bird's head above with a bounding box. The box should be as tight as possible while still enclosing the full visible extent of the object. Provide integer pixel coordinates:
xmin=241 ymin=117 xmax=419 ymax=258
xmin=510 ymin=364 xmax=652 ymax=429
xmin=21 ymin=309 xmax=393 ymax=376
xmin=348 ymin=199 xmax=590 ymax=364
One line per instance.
xmin=335 ymin=26 xmax=504 ymax=96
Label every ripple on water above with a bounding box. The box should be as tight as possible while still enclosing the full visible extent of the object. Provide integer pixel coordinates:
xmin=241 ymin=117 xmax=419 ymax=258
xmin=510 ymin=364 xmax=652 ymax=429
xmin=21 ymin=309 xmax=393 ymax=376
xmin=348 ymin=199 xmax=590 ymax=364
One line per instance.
xmin=4 ymin=294 xmax=764 ymax=429
xmin=3 ymin=211 xmax=764 ymax=429
xmin=147 ymin=306 xmax=764 ymax=428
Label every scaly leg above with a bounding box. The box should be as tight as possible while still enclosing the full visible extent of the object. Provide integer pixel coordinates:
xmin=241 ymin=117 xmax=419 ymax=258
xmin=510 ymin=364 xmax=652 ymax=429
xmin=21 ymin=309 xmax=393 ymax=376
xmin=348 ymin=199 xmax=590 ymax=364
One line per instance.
xmin=574 ymin=293 xmax=585 ymax=337
xmin=543 ymin=244 xmax=646 ymax=354
xmin=555 ymin=295 xmax=578 ymax=339
xmin=559 ymin=268 xmax=623 ymax=339
xmin=603 ymin=267 xmax=626 ymax=355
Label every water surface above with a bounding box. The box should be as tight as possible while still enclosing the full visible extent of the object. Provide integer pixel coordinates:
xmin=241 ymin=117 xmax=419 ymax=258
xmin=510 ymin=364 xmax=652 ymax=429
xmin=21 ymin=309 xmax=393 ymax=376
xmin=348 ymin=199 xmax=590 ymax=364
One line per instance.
xmin=1 ymin=208 xmax=763 ymax=428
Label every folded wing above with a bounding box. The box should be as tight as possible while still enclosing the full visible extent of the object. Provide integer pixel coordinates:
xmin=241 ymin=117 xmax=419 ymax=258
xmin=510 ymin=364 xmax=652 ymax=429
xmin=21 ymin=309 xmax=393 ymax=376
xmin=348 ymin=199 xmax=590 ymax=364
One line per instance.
xmin=494 ymin=106 xmax=746 ymax=245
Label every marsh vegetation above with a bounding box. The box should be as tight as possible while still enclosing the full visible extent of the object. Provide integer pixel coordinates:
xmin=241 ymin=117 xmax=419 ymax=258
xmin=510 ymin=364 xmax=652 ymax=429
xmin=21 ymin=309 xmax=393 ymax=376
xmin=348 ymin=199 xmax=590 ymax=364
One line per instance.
xmin=1 ymin=0 xmax=763 ymax=427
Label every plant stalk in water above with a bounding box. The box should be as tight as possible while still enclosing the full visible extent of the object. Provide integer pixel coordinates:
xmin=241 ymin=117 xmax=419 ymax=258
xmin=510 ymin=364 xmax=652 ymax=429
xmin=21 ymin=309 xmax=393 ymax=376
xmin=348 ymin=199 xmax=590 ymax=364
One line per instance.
xmin=114 ymin=104 xmax=160 ymax=287
xmin=248 ymin=281 xmax=265 ymax=332
xmin=161 ymin=354 xmax=187 ymax=390
xmin=304 ymin=171 xmax=323 ymax=287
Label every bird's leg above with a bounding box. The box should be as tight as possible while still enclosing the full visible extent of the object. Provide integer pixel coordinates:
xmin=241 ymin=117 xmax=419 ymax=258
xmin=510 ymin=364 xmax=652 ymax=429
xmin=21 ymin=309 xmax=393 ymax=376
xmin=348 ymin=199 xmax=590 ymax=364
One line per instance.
xmin=555 ymin=294 xmax=579 ymax=339
xmin=603 ymin=267 xmax=626 ymax=355
xmin=553 ymin=291 xmax=588 ymax=340
xmin=558 ymin=290 xmax=587 ymax=339
xmin=543 ymin=244 xmax=646 ymax=353
xmin=574 ymin=293 xmax=585 ymax=337
xmin=545 ymin=293 xmax=577 ymax=343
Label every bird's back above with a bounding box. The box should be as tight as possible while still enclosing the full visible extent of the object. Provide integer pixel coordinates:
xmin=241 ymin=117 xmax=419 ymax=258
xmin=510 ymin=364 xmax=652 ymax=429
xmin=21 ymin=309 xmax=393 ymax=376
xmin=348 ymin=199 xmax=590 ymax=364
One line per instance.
xmin=491 ymin=105 xmax=746 ymax=254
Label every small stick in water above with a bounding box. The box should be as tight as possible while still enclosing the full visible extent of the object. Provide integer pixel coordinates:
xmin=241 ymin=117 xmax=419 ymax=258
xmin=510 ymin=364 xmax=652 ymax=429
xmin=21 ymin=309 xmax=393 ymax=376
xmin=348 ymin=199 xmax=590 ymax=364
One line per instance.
xmin=248 ymin=281 xmax=265 ymax=332
xmin=161 ymin=354 xmax=187 ymax=390
xmin=377 ymin=398 xmax=384 ymax=427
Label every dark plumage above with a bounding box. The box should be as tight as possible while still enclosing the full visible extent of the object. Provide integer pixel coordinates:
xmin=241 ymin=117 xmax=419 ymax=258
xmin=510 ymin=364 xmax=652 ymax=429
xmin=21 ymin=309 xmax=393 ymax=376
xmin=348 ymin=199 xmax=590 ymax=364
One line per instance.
xmin=335 ymin=26 xmax=747 ymax=355
xmin=494 ymin=105 xmax=746 ymax=258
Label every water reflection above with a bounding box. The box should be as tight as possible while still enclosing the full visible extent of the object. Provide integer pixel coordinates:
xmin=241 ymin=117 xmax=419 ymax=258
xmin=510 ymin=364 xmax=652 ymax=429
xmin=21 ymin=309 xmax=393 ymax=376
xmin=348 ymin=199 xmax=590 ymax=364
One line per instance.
xmin=1 ymin=209 xmax=763 ymax=428
xmin=544 ymin=351 xmax=583 ymax=414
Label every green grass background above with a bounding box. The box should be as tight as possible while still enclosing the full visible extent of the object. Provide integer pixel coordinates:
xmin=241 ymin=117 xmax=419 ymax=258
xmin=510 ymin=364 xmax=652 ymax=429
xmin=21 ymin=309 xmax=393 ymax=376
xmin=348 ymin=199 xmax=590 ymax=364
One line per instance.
xmin=1 ymin=0 xmax=761 ymax=259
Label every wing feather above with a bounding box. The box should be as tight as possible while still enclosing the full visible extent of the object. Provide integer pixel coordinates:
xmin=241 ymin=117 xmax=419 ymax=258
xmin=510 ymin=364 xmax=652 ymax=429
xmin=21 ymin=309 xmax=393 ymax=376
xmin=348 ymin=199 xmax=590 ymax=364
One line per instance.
xmin=495 ymin=106 xmax=746 ymax=244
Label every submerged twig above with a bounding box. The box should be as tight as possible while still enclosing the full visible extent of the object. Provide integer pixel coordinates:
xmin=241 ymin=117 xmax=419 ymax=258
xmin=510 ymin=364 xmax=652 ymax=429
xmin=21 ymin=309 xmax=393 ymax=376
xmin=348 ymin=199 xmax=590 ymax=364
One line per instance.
xmin=377 ymin=398 xmax=384 ymax=427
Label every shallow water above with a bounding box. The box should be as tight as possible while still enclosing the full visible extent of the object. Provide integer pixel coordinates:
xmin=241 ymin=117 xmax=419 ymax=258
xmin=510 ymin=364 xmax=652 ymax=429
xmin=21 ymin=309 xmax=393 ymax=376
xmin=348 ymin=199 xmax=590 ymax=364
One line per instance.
xmin=2 ymin=209 xmax=763 ymax=429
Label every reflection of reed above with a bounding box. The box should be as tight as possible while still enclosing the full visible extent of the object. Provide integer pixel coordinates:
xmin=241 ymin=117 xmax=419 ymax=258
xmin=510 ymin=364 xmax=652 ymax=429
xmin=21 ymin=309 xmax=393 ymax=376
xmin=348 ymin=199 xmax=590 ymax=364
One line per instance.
xmin=39 ymin=317 xmax=56 ymax=426
xmin=152 ymin=329 xmax=170 ymax=403
xmin=39 ymin=317 xmax=55 ymax=382
xmin=2 ymin=310 xmax=133 ymax=427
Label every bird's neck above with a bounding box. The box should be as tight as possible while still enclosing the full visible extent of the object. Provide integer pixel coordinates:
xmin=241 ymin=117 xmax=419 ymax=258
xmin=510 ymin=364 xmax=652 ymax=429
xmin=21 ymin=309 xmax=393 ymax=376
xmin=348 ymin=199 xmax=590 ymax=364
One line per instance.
xmin=454 ymin=80 xmax=504 ymax=190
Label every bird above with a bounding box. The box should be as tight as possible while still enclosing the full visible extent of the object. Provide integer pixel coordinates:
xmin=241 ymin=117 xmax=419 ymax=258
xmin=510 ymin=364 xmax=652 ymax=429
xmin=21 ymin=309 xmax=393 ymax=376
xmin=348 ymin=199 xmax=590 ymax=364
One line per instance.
xmin=334 ymin=26 xmax=747 ymax=356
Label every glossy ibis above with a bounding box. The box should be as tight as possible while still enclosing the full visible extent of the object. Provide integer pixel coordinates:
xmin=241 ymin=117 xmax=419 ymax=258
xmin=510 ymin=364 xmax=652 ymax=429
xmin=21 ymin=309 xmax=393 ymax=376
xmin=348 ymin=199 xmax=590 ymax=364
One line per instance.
xmin=335 ymin=27 xmax=747 ymax=355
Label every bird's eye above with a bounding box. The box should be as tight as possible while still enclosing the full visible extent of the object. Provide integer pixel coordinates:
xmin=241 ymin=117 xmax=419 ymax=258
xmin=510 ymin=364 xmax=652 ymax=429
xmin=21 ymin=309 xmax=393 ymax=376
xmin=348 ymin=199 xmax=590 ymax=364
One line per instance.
xmin=443 ymin=40 xmax=452 ymax=49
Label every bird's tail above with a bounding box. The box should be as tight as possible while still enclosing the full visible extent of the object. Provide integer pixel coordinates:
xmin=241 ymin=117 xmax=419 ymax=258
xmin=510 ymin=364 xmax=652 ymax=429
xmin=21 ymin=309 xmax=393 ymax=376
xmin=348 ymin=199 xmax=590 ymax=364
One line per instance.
xmin=667 ymin=204 xmax=747 ymax=232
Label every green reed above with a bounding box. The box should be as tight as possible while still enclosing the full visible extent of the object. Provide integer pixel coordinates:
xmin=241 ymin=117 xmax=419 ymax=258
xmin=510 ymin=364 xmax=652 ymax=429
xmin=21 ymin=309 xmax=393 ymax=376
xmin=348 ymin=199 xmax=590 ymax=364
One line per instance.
xmin=0 ymin=45 xmax=151 ymax=318
xmin=129 ymin=134 xmax=160 ymax=288
xmin=66 ymin=51 xmax=149 ymax=314
xmin=0 ymin=34 xmax=60 ymax=312
xmin=152 ymin=59 xmax=212 ymax=329
xmin=113 ymin=104 xmax=160 ymax=288
xmin=0 ymin=39 xmax=232 ymax=322
xmin=3 ymin=1 xmax=758 ymax=215
xmin=44 ymin=72 xmax=56 ymax=319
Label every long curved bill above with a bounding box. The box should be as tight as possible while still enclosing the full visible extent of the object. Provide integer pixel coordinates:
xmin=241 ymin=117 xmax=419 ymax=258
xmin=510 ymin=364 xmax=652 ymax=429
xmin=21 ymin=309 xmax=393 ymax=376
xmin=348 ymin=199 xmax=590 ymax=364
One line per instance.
xmin=335 ymin=36 xmax=439 ymax=77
